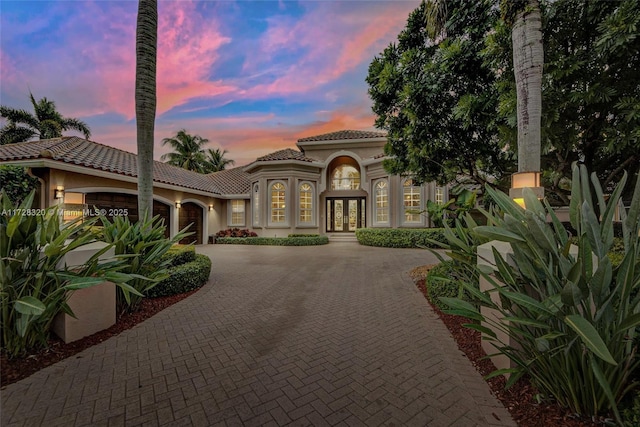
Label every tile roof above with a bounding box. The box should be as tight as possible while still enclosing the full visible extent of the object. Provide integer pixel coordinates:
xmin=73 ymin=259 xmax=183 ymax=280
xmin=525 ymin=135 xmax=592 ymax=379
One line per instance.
xmin=0 ymin=136 xmax=224 ymax=195
xmin=255 ymin=148 xmax=317 ymax=162
xmin=207 ymin=167 xmax=251 ymax=195
xmin=297 ymin=129 xmax=387 ymax=143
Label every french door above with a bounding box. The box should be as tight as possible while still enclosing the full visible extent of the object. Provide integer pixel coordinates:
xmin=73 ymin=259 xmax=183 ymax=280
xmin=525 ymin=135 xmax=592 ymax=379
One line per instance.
xmin=326 ymin=197 xmax=365 ymax=232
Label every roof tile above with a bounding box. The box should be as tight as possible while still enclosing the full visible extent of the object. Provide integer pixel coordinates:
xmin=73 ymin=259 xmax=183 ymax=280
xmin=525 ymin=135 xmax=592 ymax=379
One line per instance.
xmin=255 ymin=148 xmax=317 ymax=162
xmin=297 ymin=129 xmax=387 ymax=143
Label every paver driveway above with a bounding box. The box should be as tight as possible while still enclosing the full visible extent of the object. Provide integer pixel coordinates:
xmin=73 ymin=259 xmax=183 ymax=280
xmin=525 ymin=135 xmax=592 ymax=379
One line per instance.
xmin=1 ymin=243 xmax=514 ymax=426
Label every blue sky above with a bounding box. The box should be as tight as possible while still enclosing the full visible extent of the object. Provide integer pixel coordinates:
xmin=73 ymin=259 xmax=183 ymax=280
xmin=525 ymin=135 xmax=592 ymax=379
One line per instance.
xmin=1 ymin=0 xmax=420 ymax=165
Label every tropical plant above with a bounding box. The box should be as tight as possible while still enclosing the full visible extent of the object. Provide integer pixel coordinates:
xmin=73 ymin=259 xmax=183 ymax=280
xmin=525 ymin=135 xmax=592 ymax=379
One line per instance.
xmin=97 ymin=214 xmax=191 ymax=313
xmin=0 ymin=191 xmax=139 ymax=358
xmin=437 ymin=164 xmax=640 ymax=422
xmin=0 ymin=92 xmax=91 ymax=145
xmin=204 ymin=148 xmax=235 ymax=173
xmin=135 ymin=0 xmax=157 ymax=221
xmin=426 ymin=188 xmax=477 ymax=227
xmin=160 ymin=129 xmax=209 ymax=173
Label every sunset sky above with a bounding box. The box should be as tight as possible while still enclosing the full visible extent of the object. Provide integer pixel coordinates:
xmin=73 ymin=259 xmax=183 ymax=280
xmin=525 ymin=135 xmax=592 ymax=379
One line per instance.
xmin=1 ymin=0 xmax=420 ymax=165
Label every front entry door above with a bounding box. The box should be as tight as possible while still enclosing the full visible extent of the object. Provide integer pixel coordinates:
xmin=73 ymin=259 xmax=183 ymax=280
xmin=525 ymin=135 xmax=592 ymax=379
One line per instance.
xmin=326 ymin=198 xmax=365 ymax=232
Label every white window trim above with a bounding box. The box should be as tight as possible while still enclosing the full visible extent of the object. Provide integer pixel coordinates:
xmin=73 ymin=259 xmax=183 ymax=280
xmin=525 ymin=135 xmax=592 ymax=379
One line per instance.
xmin=401 ymin=179 xmax=424 ymax=226
xmin=297 ymin=181 xmax=316 ymax=227
xmin=373 ymin=178 xmax=390 ymax=226
xmin=228 ymin=199 xmax=246 ymax=227
xmin=268 ymin=180 xmax=289 ymax=227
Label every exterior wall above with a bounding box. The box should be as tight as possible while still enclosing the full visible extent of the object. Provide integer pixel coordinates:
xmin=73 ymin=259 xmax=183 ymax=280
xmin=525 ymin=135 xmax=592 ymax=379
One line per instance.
xmin=31 ymin=168 xmax=221 ymax=244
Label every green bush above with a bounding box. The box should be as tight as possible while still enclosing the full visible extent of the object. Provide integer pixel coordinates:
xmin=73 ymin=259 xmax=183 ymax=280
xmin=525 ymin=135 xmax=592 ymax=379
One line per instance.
xmin=146 ymin=254 xmax=211 ymax=298
xmin=355 ymin=228 xmax=447 ymax=248
xmin=98 ymin=215 xmax=191 ymax=312
xmin=288 ymin=233 xmax=319 ymax=237
xmin=216 ymin=236 xmax=329 ymax=246
xmin=426 ymin=260 xmax=475 ymax=311
xmin=161 ymin=244 xmax=196 ymax=267
xmin=437 ymin=163 xmax=640 ymax=422
xmin=0 ymin=191 xmax=135 ymax=358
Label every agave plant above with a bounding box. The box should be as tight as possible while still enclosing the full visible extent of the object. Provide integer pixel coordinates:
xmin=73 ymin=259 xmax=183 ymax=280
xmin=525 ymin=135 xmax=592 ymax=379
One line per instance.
xmin=436 ymin=163 xmax=640 ymax=422
xmin=0 ymin=191 xmax=139 ymax=358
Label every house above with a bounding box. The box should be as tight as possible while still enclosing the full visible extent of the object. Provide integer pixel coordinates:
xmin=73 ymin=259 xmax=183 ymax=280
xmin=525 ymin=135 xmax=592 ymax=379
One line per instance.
xmin=0 ymin=130 xmax=449 ymax=243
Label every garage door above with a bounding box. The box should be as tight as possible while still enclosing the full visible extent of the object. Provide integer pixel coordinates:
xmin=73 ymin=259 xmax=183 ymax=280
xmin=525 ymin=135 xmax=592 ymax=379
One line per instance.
xmin=85 ymin=192 xmax=170 ymax=238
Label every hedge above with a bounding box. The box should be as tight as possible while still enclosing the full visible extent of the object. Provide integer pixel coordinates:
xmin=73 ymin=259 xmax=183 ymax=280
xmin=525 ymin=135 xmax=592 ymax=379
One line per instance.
xmin=426 ymin=260 xmax=475 ymax=311
xmin=146 ymin=254 xmax=211 ymax=298
xmin=355 ymin=228 xmax=447 ymax=248
xmin=216 ymin=236 xmax=329 ymax=246
xmin=161 ymin=244 xmax=196 ymax=267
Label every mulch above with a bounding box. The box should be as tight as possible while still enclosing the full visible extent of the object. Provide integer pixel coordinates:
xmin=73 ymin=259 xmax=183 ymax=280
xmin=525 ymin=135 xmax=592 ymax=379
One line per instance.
xmin=1 ymin=289 xmax=198 ymax=387
xmin=413 ymin=269 xmax=605 ymax=427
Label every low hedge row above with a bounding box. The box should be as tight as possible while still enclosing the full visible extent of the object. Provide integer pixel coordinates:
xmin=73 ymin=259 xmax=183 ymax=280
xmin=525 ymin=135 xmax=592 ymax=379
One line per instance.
xmin=355 ymin=228 xmax=447 ymax=248
xmin=146 ymin=254 xmax=212 ymax=298
xmin=161 ymin=244 xmax=196 ymax=267
xmin=216 ymin=236 xmax=329 ymax=246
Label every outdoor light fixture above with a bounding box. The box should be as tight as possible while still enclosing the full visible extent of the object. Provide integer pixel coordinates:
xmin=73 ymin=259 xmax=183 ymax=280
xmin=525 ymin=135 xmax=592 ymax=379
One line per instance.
xmin=55 ymin=186 xmax=65 ymax=200
xmin=509 ymin=171 xmax=544 ymax=208
xmin=209 ymin=204 xmax=214 ymax=211
xmin=175 ymin=201 xmax=181 ymax=209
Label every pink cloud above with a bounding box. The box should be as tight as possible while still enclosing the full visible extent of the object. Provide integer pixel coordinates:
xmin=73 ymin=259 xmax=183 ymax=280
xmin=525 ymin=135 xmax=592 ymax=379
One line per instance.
xmin=243 ymin=1 xmax=418 ymax=98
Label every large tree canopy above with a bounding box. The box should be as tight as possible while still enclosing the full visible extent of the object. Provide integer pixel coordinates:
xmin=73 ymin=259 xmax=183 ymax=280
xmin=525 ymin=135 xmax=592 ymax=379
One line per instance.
xmin=369 ymin=0 xmax=640 ymax=201
xmin=0 ymin=93 xmax=91 ymax=145
xmin=367 ymin=0 xmax=508 ymax=188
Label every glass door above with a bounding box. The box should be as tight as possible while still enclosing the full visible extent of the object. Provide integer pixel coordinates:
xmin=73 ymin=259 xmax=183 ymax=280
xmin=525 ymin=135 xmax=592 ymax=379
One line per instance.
xmin=327 ymin=198 xmax=365 ymax=232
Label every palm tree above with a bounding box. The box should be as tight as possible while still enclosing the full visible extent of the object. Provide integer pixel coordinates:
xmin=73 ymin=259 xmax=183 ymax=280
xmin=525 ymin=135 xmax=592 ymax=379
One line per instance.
xmin=204 ymin=148 xmax=235 ymax=173
xmin=0 ymin=93 xmax=91 ymax=145
xmin=135 ymin=0 xmax=157 ymax=220
xmin=160 ymin=129 xmax=209 ymax=173
xmin=508 ymin=0 xmax=543 ymax=174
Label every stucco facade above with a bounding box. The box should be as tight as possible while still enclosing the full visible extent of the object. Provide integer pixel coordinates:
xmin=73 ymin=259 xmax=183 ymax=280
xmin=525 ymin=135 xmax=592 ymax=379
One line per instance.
xmin=0 ymin=130 xmax=450 ymax=243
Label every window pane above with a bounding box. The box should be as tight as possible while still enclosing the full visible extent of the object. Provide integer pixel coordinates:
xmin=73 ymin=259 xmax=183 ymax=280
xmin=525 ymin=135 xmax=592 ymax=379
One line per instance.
xmin=375 ymin=180 xmax=389 ymax=223
xmin=299 ymin=183 xmax=313 ymax=223
xmin=231 ymin=200 xmax=245 ymax=225
xmin=403 ymin=180 xmax=421 ymax=223
xmin=331 ymin=165 xmax=360 ymax=190
xmin=271 ymin=182 xmax=286 ymax=223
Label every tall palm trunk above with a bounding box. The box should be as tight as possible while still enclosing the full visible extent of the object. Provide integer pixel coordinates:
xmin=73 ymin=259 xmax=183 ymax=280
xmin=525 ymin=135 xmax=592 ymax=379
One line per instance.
xmin=512 ymin=0 xmax=543 ymax=173
xmin=135 ymin=0 xmax=157 ymax=220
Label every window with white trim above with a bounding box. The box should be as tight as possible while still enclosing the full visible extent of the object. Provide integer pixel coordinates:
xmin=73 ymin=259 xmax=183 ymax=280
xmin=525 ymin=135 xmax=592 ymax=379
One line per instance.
xmin=252 ymin=183 xmax=260 ymax=226
xmin=435 ymin=186 xmax=445 ymax=205
xmin=375 ymin=180 xmax=389 ymax=224
xmin=403 ymin=179 xmax=421 ymax=223
xmin=270 ymin=182 xmax=287 ymax=224
xmin=299 ymin=182 xmax=314 ymax=224
xmin=230 ymin=200 xmax=245 ymax=226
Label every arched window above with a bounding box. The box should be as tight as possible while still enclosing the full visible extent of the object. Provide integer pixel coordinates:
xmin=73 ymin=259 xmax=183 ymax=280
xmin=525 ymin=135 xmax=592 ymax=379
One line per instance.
xmin=375 ymin=180 xmax=389 ymax=224
xmin=270 ymin=181 xmax=287 ymax=224
xmin=403 ymin=179 xmax=421 ymax=223
xmin=299 ymin=182 xmax=314 ymax=224
xmin=253 ymin=183 xmax=260 ymax=226
xmin=331 ymin=165 xmax=360 ymax=190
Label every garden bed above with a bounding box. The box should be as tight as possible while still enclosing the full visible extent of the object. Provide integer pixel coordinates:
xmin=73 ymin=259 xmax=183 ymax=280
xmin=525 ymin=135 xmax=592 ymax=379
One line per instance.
xmin=412 ymin=265 xmax=602 ymax=427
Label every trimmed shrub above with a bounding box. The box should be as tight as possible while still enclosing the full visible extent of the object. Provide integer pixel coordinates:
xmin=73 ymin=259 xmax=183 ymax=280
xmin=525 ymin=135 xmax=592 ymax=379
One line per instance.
xmin=426 ymin=260 xmax=475 ymax=311
xmin=161 ymin=244 xmax=196 ymax=267
xmin=355 ymin=228 xmax=447 ymax=248
xmin=147 ymin=254 xmax=211 ymax=298
xmin=216 ymin=236 xmax=329 ymax=246
xmin=288 ymin=233 xmax=319 ymax=237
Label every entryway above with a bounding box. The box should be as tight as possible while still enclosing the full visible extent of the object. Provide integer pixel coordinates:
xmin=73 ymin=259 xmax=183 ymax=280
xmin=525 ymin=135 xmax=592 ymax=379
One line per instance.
xmin=326 ymin=197 xmax=365 ymax=232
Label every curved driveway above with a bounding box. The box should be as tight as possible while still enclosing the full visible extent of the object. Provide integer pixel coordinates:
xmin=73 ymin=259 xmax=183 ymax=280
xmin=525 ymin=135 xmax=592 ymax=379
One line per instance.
xmin=1 ymin=243 xmax=514 ymax=426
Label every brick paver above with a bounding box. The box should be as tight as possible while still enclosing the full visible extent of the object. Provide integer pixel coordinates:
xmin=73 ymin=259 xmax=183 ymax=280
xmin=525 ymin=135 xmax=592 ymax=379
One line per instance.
xmin=1 ymin=243 xmax=514 ymax=426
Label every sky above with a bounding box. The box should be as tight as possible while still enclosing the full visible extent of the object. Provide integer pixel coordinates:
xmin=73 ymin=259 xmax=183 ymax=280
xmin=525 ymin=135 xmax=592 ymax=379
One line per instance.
xmin=0 ymin=0 xmax=420 ymax=166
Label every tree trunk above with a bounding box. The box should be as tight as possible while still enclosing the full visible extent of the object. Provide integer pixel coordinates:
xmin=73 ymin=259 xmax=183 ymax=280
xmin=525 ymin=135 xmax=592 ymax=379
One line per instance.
xmin=512 ymin=0 xmax=543 ymax=173
xmin=135 ymin=0 xmax=157 ymax=221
